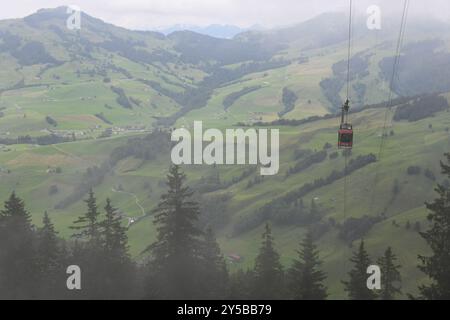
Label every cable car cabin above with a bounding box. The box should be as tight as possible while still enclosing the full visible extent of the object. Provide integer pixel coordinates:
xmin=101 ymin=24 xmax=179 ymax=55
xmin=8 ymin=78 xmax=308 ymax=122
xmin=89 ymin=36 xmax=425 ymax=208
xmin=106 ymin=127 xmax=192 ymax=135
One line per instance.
xmin=338 ymin=124 xmax=353 ymax=149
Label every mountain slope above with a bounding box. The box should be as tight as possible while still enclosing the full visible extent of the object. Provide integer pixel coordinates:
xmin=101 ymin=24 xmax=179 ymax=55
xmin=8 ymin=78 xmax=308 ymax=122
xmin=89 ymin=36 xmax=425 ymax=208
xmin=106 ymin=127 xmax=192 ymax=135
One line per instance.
xmin=1 ymin=7 xmax=450 ymax=298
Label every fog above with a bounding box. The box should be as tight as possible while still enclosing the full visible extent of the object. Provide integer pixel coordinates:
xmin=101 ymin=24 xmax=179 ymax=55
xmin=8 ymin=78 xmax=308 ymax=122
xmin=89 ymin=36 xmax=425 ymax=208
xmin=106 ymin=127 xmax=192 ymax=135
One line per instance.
xmin=0 ymin=0 xmax=449 ymax=30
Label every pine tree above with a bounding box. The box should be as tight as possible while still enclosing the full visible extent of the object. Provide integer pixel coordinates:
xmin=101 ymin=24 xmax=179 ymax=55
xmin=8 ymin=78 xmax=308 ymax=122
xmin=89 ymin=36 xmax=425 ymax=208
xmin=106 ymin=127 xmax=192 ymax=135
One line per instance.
xmin=36 ymin=212 xmax=67 ymax=298
xmin=252 ymin=223 xmax=285 ymax=299
xmin=71 ymin=189 xmax=101 ymax=246
xmin=145 ymin=165 xmax=203 ymax=299
xmin=37 ymin=212 xmax=59 ymax=265
xmin=343 ymin=240 xmax=376 ymax=300
xmin=377 ymin=247 xmax=401 ymax=300
xmin=100 ymin=198 xmax=135 ymax=299
xmin=289 ymin=232 xmax=327 ymax=300
xmin=69 ymin=190 xmax=105 ymax=299
xmin=201 ymin=227 xmax=229 ymax=299
xmin=418 ymin=153 xmax=450 ymax=299
xmin=229 ymin=269 xmax=254 ymax=300
xmin=102 ymin=198 xmax=129 ymax=260
xmin=0 ymin=192 xmax=37 ymax=299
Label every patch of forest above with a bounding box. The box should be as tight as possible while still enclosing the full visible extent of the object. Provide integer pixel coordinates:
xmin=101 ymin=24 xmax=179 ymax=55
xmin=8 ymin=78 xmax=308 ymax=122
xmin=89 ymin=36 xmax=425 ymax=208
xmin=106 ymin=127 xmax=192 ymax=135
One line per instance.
xmin=0 ymin=134 xmax=72 ymax=146
xmin=380 ymin=40 xmax=450 ymax=96
xmin=320 ymin=53 xmax=370 ymax=109
xmin=247 ymin=93 xmax=436 ymax=127
xmin=110 ymin=86 xmax=133 ymax=109
xmin=278 ymin=87 xmax=298 ymax=117
xmin=143 ymin=59 xmax=290 ymax=126
xmin=223 ymin=86 xmax=262 ymax=110
xmin=233 ymin=154 xmax=377 ymax=235
xmin=393 ymin=94 xmax=449 ymax=122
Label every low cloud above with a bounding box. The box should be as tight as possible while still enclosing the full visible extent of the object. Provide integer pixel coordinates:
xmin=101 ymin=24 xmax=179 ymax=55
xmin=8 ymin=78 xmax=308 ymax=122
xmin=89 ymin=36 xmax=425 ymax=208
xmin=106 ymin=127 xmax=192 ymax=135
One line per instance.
xmin=0 ymin=0 xmax=449 ymax=30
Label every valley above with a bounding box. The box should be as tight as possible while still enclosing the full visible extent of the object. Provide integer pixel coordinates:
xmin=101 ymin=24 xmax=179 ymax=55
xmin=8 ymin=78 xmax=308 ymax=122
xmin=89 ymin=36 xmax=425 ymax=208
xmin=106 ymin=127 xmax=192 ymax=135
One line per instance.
xmin=1 ymin=6 xmax=450 ymax=298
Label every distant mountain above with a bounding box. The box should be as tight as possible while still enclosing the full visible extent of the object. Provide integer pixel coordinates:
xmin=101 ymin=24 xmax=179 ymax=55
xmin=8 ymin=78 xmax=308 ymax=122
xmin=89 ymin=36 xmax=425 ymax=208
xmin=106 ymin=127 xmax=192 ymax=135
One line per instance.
xmin=2 ymin=7 xmax=450 ymax=299
xmin=157 ymin=24 xmax=250 ymax=39
xmin=1 ymin=6 xmax=450 ymax=117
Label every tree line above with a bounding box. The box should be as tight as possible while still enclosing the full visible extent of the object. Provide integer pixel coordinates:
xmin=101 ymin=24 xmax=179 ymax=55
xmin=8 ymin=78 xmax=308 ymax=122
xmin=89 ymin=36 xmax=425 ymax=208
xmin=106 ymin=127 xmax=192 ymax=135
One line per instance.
xmin=245 ymin=93 xmax=437 ymax=128
xmin=1 ymin=155 xmax=450 ymax=299
xmin=223 ymin=86 xmax=262 ymax=110
xmin=0 ymin=134 xmax=73 ymax=146
xmin=234 ymin=154 xmax=377 ymax=236
xmin=393 ymin=94 xmax=449 ymax=122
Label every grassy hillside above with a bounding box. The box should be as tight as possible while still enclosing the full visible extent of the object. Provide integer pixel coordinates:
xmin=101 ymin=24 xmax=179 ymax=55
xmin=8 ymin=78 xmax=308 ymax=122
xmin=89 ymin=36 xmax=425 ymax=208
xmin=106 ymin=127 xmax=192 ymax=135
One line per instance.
xmin=1 ymin=7 xmax=450 ymax=299
xmin=1 ymin=94 xmax=449 ymax=297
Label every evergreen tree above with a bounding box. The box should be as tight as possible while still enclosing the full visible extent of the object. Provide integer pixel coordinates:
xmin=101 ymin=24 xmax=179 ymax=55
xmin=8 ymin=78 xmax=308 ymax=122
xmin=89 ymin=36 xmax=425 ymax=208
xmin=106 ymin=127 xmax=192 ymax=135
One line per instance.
xmin=289 ymin=232 xmax=327 ymax=300
xmin=0 ymin=192 xmax=37 ymax=299
xmin=145 ymin=165 xmax=203 ymax=299
xmin=252 ymin=223 xmax=285 ymax=299
xmin=36 ymin=212 xmax=67 ymax=298
xmin=102 ymin=198 xmax=129 ymax=260
xmin=377 ymin=247 xmax=401 ymax=300
xmin=201 ymin=227 xmax=229 ymax=299
xmin=229 ymin=269 xmax=254 ymax=300
xmin=418 ymin=153 xmax=450 ymax=299
xmin=69 ymin=190 xmax=105 ymax=299
xmin=71 ymin=189 xmax=101 ymax=246
xmin=343 ymin=241 xmax=376 ymax=300
xmin=100 ymin=198 xmax=135 ymax=299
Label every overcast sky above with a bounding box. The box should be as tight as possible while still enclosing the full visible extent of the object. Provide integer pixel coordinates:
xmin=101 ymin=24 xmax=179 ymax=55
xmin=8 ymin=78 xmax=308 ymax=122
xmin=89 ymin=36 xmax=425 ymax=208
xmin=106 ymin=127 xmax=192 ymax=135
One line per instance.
xmin=1 ymin=0 xmax=449 ymax=30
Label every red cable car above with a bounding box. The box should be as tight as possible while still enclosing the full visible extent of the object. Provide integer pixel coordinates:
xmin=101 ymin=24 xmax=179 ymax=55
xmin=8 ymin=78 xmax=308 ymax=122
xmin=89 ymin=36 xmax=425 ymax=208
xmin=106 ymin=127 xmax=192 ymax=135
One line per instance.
xmin=338 ymin=100 xmax=353 ymax=149
xmin=338 ymin=123 xmax=353 ymax=149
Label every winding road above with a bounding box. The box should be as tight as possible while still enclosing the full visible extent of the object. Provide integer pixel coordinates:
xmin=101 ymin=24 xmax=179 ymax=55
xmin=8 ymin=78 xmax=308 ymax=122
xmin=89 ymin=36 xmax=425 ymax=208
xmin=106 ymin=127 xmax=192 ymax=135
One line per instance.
xmin=111 ymin=187 xmax=147 ymax=227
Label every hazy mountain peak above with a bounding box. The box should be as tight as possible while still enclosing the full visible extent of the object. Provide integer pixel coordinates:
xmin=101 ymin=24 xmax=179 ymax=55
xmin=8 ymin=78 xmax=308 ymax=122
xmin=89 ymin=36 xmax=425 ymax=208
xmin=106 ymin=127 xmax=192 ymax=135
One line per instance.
xmin=24 ymin=6 xmax=74 ymax=23
xmin=157 ymin=24 xmax=248 ymax=39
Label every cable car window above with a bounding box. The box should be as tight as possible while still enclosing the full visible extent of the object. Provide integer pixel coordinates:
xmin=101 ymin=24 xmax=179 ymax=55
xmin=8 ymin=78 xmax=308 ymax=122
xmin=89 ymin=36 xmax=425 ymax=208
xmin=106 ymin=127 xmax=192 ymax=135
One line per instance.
xmin=340 ymin=133 xmax=353 ymax=143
